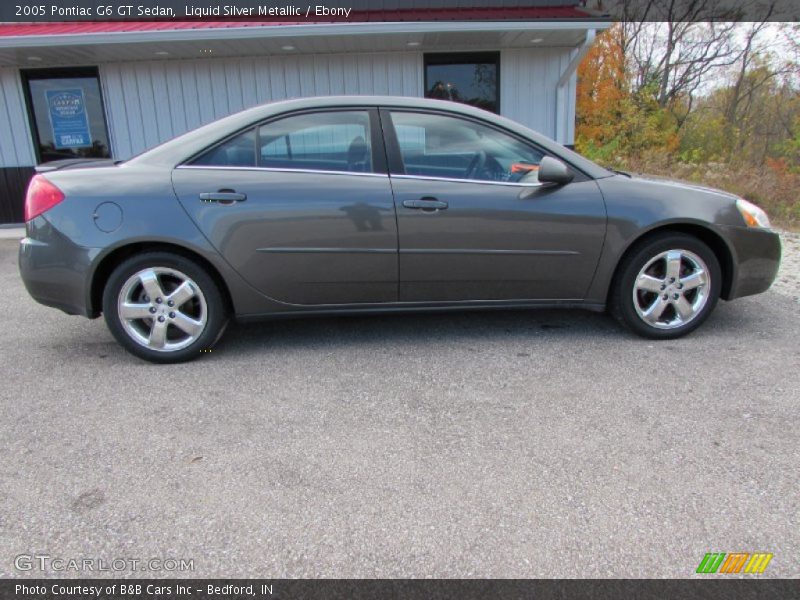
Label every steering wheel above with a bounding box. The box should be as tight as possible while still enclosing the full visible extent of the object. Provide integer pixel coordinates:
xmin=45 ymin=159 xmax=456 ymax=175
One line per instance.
xmin=465 ymin=150 xmax=487 ymax=180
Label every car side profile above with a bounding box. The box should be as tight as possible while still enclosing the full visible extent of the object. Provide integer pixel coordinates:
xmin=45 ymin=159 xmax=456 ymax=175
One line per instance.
xmin=19 ymin=96 xmax=781 ymax=363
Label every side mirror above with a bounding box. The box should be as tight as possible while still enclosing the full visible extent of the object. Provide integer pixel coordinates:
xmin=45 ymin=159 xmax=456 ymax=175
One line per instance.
xmin=537 ymin=156 xmax=574 ymax=186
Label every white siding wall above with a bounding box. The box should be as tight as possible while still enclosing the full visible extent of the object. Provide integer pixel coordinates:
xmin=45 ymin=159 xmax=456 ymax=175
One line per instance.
xmin=0 ymin=47 xmax=578 ymax=168
xmin=0 ymin=68 xmax=36 ymax=166
xmin=100 ymin=52 xmax=424 ymax=159
xmin=501 ymin=47 xmax=576 ymax=144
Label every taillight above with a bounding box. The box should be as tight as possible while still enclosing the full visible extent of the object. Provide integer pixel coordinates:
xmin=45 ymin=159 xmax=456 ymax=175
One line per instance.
xmin=24 ymin=175 xmax=65 ymax=221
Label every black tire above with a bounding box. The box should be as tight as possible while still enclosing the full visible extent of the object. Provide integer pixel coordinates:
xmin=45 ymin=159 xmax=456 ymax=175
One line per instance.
xmin=610 ymin=232 xmax=722 ymax=339
xmin=102 ymin=252 xmax=228 ymax=363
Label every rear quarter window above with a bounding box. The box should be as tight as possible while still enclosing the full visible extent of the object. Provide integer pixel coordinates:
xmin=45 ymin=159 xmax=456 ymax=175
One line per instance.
xmin=191 ymin=128 xmax=256 ymax=167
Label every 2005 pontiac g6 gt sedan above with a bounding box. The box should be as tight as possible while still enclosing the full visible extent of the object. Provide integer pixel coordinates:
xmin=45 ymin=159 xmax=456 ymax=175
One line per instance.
xmin=19 ymin=96 xmax=781 ymax=363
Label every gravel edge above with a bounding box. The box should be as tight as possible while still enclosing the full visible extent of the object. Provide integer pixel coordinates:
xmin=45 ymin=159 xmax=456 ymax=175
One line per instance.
xmin=772 ymin=230 xmax=800 ymax=304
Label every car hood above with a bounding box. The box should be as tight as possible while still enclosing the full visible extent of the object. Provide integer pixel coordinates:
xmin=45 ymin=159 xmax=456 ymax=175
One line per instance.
xmin=614 ymin=171 xmax=740 ymax=203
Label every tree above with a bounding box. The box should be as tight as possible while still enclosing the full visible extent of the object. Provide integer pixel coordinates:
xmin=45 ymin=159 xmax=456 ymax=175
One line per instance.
xmin=586 ymin=1 xmax=766 ymax=127
xmin=575 ymin=24 xmax=678 ymax=163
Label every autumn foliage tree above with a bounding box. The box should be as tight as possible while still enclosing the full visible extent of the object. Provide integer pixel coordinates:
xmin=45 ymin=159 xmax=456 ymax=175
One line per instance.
xmin=575 ymin=24 xmax=678 ymax=164
xmin=575 ymin=19 xmax=800 ymax=226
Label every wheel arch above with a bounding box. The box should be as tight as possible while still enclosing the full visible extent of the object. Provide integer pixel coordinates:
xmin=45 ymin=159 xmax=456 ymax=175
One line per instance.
xmin=88 ymin=241 xmax=234 ymax=317
xmin=607 ymin=222 xmax=736 ymax=304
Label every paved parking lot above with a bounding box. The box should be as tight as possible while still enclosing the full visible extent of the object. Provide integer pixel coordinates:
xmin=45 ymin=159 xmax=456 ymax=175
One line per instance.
xmin=0 ymin=238 xmax=798 ymax=578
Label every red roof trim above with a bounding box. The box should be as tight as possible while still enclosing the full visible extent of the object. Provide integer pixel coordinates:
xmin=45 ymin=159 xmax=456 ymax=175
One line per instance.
xmin=0 ymin=7 xmax=596 ymax=37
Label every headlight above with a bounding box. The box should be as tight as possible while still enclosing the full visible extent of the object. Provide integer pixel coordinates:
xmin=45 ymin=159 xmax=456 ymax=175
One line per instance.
xmin=736 ymin=198 xmax=771 ymax=229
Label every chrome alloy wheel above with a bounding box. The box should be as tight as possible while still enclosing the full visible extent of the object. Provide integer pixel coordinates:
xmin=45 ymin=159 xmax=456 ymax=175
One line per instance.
xmin=117 ymin=267 xmax=208 ymax=352
xmin=632 ymin=249 xmax=710 ymax=330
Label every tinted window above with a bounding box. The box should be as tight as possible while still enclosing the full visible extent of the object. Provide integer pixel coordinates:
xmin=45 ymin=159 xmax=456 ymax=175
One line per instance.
xmin=192 ymin=128 xmax=256 ymax=167
xmin=425 ymin=53 xmax=499 ymax=114
xmin=390 ymin=112 xmax=544 ymax=183
xmin=258 ymin=111 xmax=373 ymax=173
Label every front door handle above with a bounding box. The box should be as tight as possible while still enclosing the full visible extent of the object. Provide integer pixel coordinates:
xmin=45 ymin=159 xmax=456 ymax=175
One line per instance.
xmin=199 ymin=190 xmax=247 ymax=204
xmin=402 ymin=198 xmax=448 ymax=211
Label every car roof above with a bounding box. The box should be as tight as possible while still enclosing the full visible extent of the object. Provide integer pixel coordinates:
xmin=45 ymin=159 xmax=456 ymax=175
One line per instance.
xmin=128 ymin=95 xmax=611 ymax=179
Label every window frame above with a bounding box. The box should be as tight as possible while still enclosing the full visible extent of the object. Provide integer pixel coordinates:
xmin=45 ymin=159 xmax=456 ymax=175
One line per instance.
xmin=424 ymin=52 xmax=501 ymax=115
xmin=181 ymin=107 xmax=388 ymax=177
xmin=20 ymin=65 xmax=113 ymax=164
xmin=379 ymin=108 xmax=589 ymax=187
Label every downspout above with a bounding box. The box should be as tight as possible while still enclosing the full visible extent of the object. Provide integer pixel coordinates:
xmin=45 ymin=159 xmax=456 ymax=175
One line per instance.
xmin=555 ymin=29 xmax=596 ymax=146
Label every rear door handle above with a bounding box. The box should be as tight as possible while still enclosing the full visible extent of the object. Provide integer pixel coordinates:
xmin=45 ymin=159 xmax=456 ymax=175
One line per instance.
xmin=402 ymin=198 xmax=448 ymax=211
xmin=199 ymin=190 xmax=247 ymax=204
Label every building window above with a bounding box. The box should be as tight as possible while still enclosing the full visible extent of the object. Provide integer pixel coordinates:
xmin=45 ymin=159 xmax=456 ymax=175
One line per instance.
xmin=21 ymin=67 xmax=112 ymax=164
xmin=424 ymin=52 xmax=500 ymax=114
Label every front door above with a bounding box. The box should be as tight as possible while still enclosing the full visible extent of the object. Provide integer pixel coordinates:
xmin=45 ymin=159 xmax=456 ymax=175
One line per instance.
xmin=172 ymin=109 xmax=398 ymax=306
xmin=383 ymin=109 xmax=607 ymax=302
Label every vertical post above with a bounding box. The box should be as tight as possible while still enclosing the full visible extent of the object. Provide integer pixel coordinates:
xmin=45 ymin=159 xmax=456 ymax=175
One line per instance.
xmin=555 ymin=29 xmax=595 ymax=145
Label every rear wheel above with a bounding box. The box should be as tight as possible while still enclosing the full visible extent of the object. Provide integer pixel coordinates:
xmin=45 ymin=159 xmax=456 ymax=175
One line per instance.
xmin=610 ymin=233 xmax=722 ymax=339
xmin=102 ymin=252 xmax=228 ymax=363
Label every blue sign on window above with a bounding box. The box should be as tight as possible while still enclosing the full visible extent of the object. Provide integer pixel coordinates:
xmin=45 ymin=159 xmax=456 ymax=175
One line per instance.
xmin=46 ymin=88 xmax=92 ymax=149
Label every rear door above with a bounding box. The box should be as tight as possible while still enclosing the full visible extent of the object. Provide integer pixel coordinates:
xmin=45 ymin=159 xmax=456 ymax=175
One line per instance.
xmin=172 ymin=109 xmax=398 ymax=306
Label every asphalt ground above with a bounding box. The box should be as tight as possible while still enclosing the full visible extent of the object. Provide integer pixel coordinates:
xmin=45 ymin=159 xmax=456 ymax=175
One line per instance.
xmin=0 ymin=238 xmax=797 ymax=578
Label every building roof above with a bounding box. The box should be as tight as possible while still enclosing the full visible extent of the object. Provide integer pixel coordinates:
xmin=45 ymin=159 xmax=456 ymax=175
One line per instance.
xmin=0 ymin=6 xmax=602 ymax=38
xmin=0 ymin=6 xmax=609 ymax=67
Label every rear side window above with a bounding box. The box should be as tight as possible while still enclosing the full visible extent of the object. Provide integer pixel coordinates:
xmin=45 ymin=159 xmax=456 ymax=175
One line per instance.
xmin=258 ymin=111 xmax=373 ymax=173
xmin=189 ymin=111 xmax=374 ymax=173
xmin=191 ymin=128 xmax=256 ymax=167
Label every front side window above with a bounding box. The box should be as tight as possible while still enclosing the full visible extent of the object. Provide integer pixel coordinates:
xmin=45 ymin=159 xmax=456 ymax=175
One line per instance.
xmin=390 ymin=111 xmax=544 ymax=183
xmin=258 ymin=111 xmax=373 ymax=173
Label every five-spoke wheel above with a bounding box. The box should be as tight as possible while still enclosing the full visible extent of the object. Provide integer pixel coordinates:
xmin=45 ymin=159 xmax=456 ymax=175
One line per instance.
xmin=103 ymin=252 xmax=227 ymax=363
xmin=632 ymin=249 xmax=710 ymax=329
xmin=117 ymin=267 xmax=208 ymax=352
xmin=611 ymin=233 xmax=721 ymax=339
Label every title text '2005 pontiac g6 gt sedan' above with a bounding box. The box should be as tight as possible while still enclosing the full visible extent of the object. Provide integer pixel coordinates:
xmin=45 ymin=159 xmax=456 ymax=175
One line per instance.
xmin=19 ymin=96 xmax=781 ymax=363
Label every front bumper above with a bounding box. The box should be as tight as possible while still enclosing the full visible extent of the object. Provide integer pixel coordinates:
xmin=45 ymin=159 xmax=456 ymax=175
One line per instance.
xmin=18 ymin=217 xmax=98 ymax=317
xmin=723 ymin=225 xmax=781 ymax=300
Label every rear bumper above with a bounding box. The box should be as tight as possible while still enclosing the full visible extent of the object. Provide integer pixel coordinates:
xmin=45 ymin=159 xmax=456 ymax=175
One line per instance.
xmin=723 ymin=226 xmax=781 ymax=300
xmin=18 ymin=217 xmax=97 ymax=317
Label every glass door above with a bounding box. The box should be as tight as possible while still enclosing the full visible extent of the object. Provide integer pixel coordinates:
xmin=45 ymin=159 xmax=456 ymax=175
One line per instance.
xmin=21 ymin=67 xmax=111 ymax=163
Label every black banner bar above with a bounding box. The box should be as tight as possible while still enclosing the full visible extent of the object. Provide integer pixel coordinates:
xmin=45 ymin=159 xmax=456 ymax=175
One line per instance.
xmin=0 ymin=0 xmax=798 ymax=23
xmin=2 ymin=580 xmax=800 ymax=600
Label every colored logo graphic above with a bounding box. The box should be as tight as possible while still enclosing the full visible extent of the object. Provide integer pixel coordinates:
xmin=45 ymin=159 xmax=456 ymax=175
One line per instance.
xmin=696 ymin=552 xmax=773 ymax=574
xmin=49 ymin=92 xmax=83 ymax=117
xmin=45 ymin=88 xmax=92 ymax=149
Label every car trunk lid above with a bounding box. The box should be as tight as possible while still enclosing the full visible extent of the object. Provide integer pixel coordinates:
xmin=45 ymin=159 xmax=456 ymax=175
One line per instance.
xmin=35 ymin=158 xmax=120 ymax=173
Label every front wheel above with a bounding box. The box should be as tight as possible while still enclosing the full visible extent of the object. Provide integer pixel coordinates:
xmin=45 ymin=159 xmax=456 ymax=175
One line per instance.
xmin=102 ymin=252 xmax=228 ymax=363
xmin=610 ymin=233 xmax=722 ymax=339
